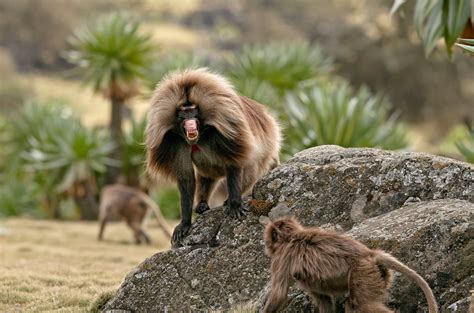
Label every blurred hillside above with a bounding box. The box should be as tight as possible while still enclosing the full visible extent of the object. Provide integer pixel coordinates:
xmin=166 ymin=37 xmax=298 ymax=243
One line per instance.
xmin=1 ymin=0 xmax=472 ymax=140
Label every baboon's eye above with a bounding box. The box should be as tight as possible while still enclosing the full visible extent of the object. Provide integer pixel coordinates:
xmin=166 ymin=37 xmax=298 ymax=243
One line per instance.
xmin=271 ymin=229 xmax=278 ymax=242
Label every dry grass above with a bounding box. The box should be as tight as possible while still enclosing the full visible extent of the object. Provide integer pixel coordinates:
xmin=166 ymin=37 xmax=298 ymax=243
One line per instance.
xmin=0 ymin=218 xmax=171 ymax=312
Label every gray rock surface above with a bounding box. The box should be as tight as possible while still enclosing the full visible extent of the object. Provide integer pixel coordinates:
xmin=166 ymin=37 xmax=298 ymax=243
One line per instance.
xmin=104 ymin=146 xmax=474 ymax=312
xmin=254 ymin=146 xmax=473 ymax=228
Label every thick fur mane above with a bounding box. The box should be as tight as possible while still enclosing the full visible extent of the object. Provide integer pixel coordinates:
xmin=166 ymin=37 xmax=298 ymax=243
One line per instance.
xmin=146 ymin=68 xmax=260 ymax=178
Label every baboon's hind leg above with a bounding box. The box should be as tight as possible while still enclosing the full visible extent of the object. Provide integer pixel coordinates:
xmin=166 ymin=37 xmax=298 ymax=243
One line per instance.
xmin=140 ymin=228 xmax=152 ymax=244
xmin=98 ymin=215 xmax=108 ymax=241
xmin=127 ymin=220 xmax=144 ymax=244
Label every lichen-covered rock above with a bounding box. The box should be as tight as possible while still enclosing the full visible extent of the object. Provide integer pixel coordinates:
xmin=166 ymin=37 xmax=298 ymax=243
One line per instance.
xmin=351 ymin=199 xmax=473 ymax=313
xmin=254 ymin=145 xmax=473 ymax=229
xmin=104 ymin=146 xmax=473 ymax=312
xmin=104 ymin=206 xmax=269 ymax=312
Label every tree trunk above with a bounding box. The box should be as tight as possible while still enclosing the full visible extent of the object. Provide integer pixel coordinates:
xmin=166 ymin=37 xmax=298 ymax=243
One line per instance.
xmin=74 ymin=180 xmax=98 ymax=220
xmin=106 ymin=94 xmax=124 ymax=184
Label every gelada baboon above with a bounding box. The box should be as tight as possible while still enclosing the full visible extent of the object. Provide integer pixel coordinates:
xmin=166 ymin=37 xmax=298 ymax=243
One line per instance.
xmin=98 ymin=184 xmax=171 ymax=244
xmin=146 ymin=68 xmax=281 ymax=246
xmin=263 ymin=217 xmax=438 ymax=313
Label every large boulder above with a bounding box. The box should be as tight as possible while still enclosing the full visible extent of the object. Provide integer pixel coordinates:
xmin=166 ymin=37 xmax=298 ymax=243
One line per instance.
xmin=103 ymin=146 xmax=473 ymax=312
xmin=254 ymin=145 xmax=473 ymax=228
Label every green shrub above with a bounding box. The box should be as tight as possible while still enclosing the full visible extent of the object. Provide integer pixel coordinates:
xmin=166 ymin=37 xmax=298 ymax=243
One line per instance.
xmin=22 ymin=112 xmax=116 ymax=220
xmin=229 ymin=42 xmax=334 ymax=97
xmin=146 ymin=52 xmax=207 ymax=90
xmin=231 ymin=77 xmax=279 ymax=107
xmin=456 ymin=128 xmax=474 ymax=163
xmin=23 ymin=120 xmax=116 ymax=193
xmin=66 ymin=13 xmax=156 ymax=96
xmin=6 ymin=101 xmax=115 ymax=191
xmin=0 ymin=169 xmax=42 ymax=218
xmin=122 ymin=114 xmax=147 ymax=187
xmin=150 ymin=186 xmax=180 ymax=220
xmin=3 ymin=101 xmax=116 ymax=219
xmin=2 ymin=102 xmax=71 ymax=215
xmin=438 ymin=124 xmax=472 ymax=157
xmin=227 ymin=42 xmax=408 ymax=159
xmin=283 ymin=82 xmax=408 ymax=157
xmin=0 ymin=111 xmax=44 ymax=217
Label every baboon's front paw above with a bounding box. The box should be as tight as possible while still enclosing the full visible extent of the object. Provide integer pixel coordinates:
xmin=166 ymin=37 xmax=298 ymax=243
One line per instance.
xmin=171 ymin=222 xmax=191 ymax=248
xmin=195 ymin=201 xmax=210 ymax=214
xmin=225 ymin=200 xmax=247 ymax=219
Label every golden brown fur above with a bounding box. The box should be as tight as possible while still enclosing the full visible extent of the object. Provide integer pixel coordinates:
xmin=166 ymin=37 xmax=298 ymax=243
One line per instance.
xmin=146 ymin=68 xmax=280 ymax=186
xmin=98 ymin=184 xmax=171 ymax=244
xmin=146 ymin=68 xmax=281 ymax=246
xmin=263 ymin=217 xmax=438 ymax=313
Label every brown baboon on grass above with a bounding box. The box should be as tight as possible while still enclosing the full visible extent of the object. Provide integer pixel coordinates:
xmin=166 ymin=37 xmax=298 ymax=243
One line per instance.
xmin=263 ymin=217 xmax=438 ymax=313
xmin=98 ymin=184 xmax=171 ymax=244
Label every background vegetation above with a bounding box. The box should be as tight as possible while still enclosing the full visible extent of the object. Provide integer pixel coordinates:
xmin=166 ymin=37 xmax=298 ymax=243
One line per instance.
xmin=0 ymin=0 xmax=473 ymax=220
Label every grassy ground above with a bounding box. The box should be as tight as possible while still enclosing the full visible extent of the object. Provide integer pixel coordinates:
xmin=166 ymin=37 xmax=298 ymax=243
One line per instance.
xmin=0 ymin=218 xmax=171 ymax=312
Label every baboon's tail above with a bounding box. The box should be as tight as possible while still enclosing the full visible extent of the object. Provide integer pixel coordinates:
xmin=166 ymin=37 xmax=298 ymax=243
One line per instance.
xmin=142 ymin=196 xmax=172 ymax=239
xmin=375 ymin=251 xmax=438 ymax=313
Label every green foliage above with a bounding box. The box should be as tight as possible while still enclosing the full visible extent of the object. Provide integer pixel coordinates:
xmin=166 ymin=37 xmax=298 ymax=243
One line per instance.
xmin=146 ymin=52 xmax=206 ymax=90
xmin=4 ymin=101 xmax=115 ymax=193
xmin=227 ymin=41 xmax=408 ymax=159
xmin=1 ymin=101 xmax=117 ymax=217
xmin=455 ymin=38 xmax=474 ymax=54
xmin=67 ymin=13 xmax=156 ymax=98
xmin=0 ymin=109 xmax=44 ymax=217
xmin=122 ymin=114 xmax=147 ymax=185
xmin=229 ymin=42 xmax=334 ymax=97
xmin=4 ymin=101 xmax=70 ymax=155
xmin=2 ymin=102 xmax=75 ymax=194
xmin=231 ymin=77 xmax=279 ymax=106
xmin=438 ymin=124 xmax=472 ymax=155
xmin=22 ymin=118 xmax=116 ymax=193
xmin=150 ymin=186 xmax=180 ymax=220
xmin=392 ymin=0 xmax=473 ymax=57
xmin=0 ymin=169 xmax=42 ymax=218
xmin=456 ymin=128 xmax=474 ymax=163
xmin=283 ymin=82 xmax=408 ymax=157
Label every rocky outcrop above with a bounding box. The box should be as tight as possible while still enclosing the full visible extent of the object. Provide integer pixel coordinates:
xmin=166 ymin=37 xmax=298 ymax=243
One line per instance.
xmin=104 ymin=146 xmax=474 ymax=312
xmin=254 ymin=145 xmax=473 ymax=228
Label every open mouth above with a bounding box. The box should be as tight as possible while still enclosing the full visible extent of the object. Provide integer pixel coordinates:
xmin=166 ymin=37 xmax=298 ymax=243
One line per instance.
xmin=183 ymin=119 xmax=199 ymax=142
xmin=186 ymin=129 xmax=198 ymax=140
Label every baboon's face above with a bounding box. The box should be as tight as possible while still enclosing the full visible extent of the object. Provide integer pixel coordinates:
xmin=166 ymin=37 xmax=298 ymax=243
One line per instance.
xmin=176 ymin=104 xmax=201 ymax=145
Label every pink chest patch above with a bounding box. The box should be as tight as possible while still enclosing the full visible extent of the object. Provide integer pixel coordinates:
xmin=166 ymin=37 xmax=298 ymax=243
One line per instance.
xmin=192 ymin=145 xmax=200 ymax=153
